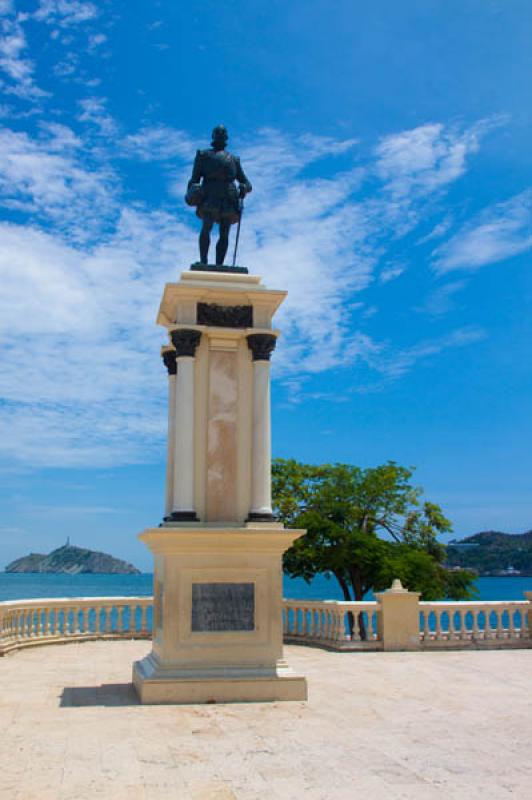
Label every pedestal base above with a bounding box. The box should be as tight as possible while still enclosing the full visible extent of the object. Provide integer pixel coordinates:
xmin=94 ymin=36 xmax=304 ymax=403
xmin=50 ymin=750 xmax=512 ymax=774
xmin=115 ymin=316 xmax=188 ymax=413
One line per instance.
xmin=133 ymin=526 xmax=308 ymax=705
xmin=133 ymin=652 xmax=307 ymax=704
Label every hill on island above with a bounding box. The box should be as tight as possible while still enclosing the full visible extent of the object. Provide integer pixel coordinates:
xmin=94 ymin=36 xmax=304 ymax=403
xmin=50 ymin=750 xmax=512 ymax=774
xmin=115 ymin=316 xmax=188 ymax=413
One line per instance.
xmin=446 ymin=530 xmax=532 ymax=576
xmin=5 ymin=544 xmax=140 ymax=575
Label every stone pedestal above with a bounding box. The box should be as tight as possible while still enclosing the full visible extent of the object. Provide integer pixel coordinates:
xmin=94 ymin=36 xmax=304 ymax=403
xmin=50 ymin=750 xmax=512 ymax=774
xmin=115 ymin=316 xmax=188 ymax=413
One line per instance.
xmin=375 ymin=579 xmax=421 ymax=651
xmin=133 ymin=268 xmax=307 ymax=703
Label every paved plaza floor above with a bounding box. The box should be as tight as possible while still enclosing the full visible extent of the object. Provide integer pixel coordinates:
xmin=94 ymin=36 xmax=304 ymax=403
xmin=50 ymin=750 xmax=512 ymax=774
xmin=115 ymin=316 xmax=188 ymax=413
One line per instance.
xmin=0 ymin=640 xmax=530 ymax=800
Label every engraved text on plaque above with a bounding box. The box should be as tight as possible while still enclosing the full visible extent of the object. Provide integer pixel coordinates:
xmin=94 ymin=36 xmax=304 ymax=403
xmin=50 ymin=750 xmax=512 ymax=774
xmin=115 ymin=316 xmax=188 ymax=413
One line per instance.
xmin=191 ymin=582 xmax=255 ymax=632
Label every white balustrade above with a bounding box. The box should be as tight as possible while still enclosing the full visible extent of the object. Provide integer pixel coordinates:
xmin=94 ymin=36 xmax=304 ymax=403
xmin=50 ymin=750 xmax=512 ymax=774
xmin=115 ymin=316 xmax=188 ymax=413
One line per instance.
xmin=282 ymin=600 xmax=380 ymax=648
xmin=419 ymin=601 xmax=529 ymax=647
xmin=1 ymin=594 xmax=530 ymax=656
xmin=0 ymin=597 xmax=153 ymax=655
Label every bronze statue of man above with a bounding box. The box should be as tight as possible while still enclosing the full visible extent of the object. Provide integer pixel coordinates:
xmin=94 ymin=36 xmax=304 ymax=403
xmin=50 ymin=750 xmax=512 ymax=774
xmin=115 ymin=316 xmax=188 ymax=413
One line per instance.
xmin=185 ymin=125 xmax=252 ymax=266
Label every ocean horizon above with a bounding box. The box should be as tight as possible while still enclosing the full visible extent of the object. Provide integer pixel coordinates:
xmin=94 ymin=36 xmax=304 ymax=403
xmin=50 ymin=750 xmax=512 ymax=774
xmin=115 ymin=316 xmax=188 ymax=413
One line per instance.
xmin=0 ymin=572 xmax=530 ymax=603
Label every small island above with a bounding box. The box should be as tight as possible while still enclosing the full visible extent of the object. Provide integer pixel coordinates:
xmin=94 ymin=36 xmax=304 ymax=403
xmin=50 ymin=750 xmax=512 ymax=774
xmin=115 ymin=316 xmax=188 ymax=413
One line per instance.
xmin=5 ymin=543 xmax=140 ymax=575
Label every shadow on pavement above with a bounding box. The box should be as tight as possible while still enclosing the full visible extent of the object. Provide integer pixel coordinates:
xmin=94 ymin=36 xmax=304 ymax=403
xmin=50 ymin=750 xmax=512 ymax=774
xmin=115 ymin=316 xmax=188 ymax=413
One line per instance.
xmin=60 ymin=683 xmax=140 ymax=707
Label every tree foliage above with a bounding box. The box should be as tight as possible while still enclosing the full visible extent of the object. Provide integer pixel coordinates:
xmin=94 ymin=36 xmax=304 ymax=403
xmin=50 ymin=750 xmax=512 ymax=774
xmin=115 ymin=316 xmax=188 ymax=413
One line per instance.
xmin=273 ymin=459 xmax=477 ymax=609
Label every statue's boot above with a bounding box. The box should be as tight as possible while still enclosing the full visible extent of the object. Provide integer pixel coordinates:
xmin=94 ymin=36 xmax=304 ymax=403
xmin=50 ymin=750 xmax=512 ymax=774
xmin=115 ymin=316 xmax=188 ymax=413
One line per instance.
xmin=199 ymin=236 xmax=209 ymax=265
xmin=216 ymin=233 xmax=229 ymax=266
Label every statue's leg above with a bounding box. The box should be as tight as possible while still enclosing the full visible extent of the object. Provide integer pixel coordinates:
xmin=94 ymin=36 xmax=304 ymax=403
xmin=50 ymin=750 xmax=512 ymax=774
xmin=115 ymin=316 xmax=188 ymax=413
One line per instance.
xmin=199 ymin=216 xmax=214 ymax=264
xmin=216 ymin=220 xmax=230 ymax=266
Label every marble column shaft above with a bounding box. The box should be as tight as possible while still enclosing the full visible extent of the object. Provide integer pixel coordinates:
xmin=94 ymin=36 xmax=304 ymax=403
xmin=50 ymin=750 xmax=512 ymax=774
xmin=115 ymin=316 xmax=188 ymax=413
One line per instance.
xmin=247 ymin=334 xmax=277 ymax=521
xmin=162 ymin=350 xmax=177 ymax=519
xmin=170 ymin=329 xmax=201 ymax=521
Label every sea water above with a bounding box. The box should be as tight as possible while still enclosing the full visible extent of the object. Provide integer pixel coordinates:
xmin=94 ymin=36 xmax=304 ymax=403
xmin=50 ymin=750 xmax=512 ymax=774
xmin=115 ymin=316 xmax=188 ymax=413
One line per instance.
xmin=0 ymin=571 xmax=530 ymax=603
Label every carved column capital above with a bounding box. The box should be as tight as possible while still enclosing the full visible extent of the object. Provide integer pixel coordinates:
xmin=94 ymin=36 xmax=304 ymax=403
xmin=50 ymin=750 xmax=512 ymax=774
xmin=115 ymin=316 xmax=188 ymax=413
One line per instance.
xmin=246 ymin=333 xmax=277 ymax=362
xmin=162 ymin=349 xmax=177 ymax=375
xmin=171 ymin=329 xmax=202 ymax=358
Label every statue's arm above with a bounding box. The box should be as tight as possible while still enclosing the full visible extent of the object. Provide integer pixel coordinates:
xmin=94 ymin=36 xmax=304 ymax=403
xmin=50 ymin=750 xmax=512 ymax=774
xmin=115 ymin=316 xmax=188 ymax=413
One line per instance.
xmin=188 ymin=150 xmax=202 ymax=187
xmin=235 ymin=157 xmax=252 ymax=194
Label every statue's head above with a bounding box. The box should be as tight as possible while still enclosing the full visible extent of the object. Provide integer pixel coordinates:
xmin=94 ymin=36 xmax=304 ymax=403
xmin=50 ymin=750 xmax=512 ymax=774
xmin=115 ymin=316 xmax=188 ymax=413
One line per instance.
xmin=211 ymin=124 xmax=228 ymax=150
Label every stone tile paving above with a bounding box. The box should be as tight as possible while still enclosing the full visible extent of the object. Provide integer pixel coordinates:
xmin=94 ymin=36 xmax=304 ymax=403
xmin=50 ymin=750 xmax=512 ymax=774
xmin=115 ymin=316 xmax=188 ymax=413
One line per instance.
xmin=0 ymin=641 xmax=530 ymax=799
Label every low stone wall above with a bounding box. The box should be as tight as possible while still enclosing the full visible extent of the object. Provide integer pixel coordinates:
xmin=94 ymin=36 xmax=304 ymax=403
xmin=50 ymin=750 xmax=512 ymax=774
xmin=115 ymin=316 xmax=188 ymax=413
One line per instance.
xmin=1 ymin=584 xmax=531 ymax=655
xmin=0 ymin=596 xmax=152 ymax=655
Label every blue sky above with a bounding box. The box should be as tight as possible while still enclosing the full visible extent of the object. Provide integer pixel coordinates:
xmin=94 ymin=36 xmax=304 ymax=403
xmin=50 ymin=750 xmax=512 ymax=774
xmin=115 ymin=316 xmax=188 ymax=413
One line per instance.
xmin=0 ymin=0 xmax=530 ymax=571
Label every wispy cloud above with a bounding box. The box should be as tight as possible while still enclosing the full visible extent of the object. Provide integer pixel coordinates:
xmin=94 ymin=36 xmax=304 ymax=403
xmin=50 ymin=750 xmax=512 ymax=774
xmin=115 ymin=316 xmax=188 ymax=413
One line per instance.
xmin=121 ymin=125 xmax=194 ymax=161
xmin=374 ymin=120 xmax=496 ymax=199
xmin=0 ymin=125 xmax=116 ymax=236
xmin=0 ymin=118 xmax=510 ymax=468
xmin=77 ymin=96 xmax=117 ymax=136
xmin=417 ymin=280 xmax=467 ymax=316
xmin=0 ymin=10 xmax=47 ymax=99
xmin=34 ymin=0 xmax=98 ymax=27
xmin=372 ymin=327 xmax=486 ymax=380
xmin=379 ymin=262 xmax=405 ymax=284
xmin=433 ymin=190 xmax=532 ymax=273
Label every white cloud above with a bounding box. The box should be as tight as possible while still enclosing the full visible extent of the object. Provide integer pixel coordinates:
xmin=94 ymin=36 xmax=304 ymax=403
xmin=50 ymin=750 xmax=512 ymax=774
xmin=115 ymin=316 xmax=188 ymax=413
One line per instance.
xmin=417 ymin=280 xmax=466 ymax=316
xmin=0 ymin=125 xmax=116 ymax=236
xmin=0 ymin=12 xmax=46 ymax=99
xmin=0 ymin=120 xmax=501 ymax=468
xmin=77 ymin=96 xmax=117 ymax=136
xmin=121 ymin=125 xmax=193 ymax=162
xmin=88 ymin=32 xmax=106 ymax=49
xmin=372 ymin=327 xmax=486 ymax=380
xmin=433 ymin=190 xmax=532 ymax=273
xmin=416 ymin=215 xmax=453 ymax=245
xmin=375 ymin=121 xmax=487 ymax=199
xmin=34 ymin=0 xmax=98 ymax=27
xmin=379 ymin=262 xmax=405 ymax=284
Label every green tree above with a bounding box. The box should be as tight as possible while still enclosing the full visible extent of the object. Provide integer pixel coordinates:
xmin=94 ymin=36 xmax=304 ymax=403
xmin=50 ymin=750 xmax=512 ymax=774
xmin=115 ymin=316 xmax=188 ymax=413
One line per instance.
xmin=273 ymin=459 xmax=476 ymax=638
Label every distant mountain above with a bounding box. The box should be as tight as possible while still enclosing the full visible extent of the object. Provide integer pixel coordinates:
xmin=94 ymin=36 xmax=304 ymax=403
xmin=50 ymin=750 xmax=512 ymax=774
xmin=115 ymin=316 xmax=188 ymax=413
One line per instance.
xmin=446 ymin=530 xmax=532 ymax=576
xmin=5 ymin=544 xmax=140 ymax=575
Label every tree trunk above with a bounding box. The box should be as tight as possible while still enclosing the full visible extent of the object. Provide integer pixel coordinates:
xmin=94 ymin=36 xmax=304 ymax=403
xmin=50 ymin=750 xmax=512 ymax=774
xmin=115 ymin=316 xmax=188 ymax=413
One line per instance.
xmin=333 ymin=571 xmax=354 ymax=638
xmin=348 ymin=569 xmax=367 ymax=640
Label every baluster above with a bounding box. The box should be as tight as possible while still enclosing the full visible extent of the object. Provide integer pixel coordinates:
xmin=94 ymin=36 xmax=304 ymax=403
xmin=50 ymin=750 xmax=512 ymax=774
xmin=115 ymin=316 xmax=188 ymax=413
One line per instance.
xmin=508 ymin=607 xmax=516 ymax=639
xmin=460 ymin=610 xmax=469 ymax=640
xmin=485 ymin=608 xmax=494 ymax=639
xmin=496 ymin=609 xmax=504 ymax=639
xmin=370 ymin=610 xmax=377 ymax=640
xmin=335 ymin=609 xmax=345 ymax=642
xmin=470 ymin=609 xmax=479 ymax=639
xmin=322 ymin=608 xmax=331 ymax=640
xmin=329 ymin=610 xmax=337 ymax=640
xmin=300 ymin=607 xmax=306 ymax=637
xmin=33 ymin=608 xmax=41 ymax=637
xmin=317 ymin=610 xmax=324 ymax=640
xmin=422 ymin=611 xmax=429 ymax=640
xmin=308 ymin=608 xmax=314 ymax=639
xmin=297 ymin=607 xmax=303 ymax=636
xmin=80 ymin=608 xmax=88 ymax=635
xmin=118 ymin=605 xmax=126 ymax=633
xmin=105 ymin=606 xmax=113 ymax=633
xmin=434 ymin=610 xmax=441 ymax=640
xmin=449 ymin=610 xmax=457 ymax=639
xmin=351 ymin=610 xmax=359 ymax=642
xmin=128 ymin=605 xmax=135 ymax=635
xmin=140 ymin=606 xmax=150 ymax=633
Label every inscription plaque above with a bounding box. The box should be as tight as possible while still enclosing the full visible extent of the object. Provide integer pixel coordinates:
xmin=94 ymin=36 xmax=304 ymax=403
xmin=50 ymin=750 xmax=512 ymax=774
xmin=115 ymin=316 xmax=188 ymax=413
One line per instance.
xmin=191 ymin=582 xmax=255 ymax=632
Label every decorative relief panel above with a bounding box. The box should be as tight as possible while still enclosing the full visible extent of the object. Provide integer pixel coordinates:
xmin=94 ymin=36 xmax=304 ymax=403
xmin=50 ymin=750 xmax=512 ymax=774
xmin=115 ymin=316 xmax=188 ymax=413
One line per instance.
xmin=197 ymin=302 xmax=253 ymax=328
